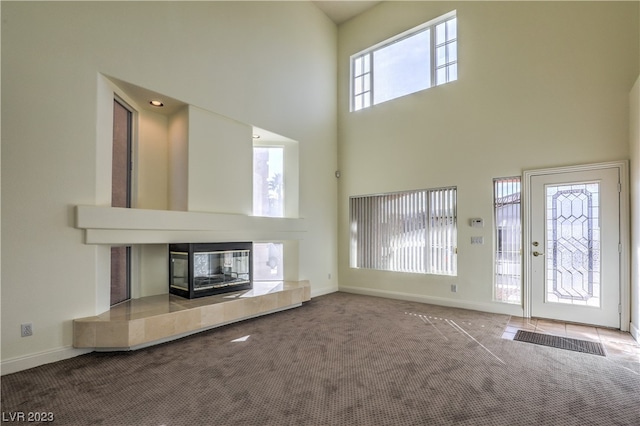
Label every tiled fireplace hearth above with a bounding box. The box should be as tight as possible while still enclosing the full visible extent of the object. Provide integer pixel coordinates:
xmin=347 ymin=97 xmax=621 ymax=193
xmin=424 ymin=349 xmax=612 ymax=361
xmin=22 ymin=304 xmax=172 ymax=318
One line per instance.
xmin=73 ymin=281 xmax=310 ymax=350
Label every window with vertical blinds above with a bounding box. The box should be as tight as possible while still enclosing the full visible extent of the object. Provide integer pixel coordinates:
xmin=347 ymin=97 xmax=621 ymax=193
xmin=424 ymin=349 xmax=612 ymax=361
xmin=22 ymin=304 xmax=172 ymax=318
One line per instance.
xmin=350 ymin=187 xmax=457 ymax=275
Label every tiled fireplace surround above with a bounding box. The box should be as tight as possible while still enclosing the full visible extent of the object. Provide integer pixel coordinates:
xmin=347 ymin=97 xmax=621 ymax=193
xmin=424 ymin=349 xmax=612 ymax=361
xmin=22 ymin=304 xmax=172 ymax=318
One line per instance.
xmin=73 ymin=281 xmax=310 ymax=350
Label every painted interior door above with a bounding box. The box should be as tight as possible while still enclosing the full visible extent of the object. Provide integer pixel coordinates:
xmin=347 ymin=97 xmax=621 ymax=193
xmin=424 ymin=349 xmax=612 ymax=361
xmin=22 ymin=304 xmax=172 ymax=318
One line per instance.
xmin=530 ymin=167 xmax=620 ymax=328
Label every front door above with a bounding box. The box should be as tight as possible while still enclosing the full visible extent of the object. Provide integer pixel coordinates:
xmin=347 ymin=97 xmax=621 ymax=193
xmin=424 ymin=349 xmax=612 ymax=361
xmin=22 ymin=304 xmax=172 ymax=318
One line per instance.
xmin=528 ymin=165 xmax=621 ymax=328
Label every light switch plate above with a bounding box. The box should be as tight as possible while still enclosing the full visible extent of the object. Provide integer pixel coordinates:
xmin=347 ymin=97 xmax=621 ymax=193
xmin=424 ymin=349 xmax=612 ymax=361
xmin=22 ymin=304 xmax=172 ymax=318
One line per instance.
xmin=470 ymin=218 xmax=484 ymax=228
xmin=471 ymin=236 xmax=484 ymax=245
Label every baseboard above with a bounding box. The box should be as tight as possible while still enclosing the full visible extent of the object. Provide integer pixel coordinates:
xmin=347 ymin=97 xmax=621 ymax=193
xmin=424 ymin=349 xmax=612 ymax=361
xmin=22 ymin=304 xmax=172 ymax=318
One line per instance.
xmin=1 ymin=346 xmax=93 ymax=376
xmin=311 ymin=285 xmax=338 ymax=298
xmin=339 ymin=285 xmax=525 ymax=317
xmin=630 ymin=321 xmax=640 ymax=343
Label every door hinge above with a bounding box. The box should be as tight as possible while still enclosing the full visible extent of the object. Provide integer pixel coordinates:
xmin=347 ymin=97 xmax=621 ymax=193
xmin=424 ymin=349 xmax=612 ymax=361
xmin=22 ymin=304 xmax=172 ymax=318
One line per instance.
xmin=618 ymin=304 xmax=622 ymax=314
xmin=618 ymin=182 xmax=622 ymax=193
xmin=618 ymin=243 xmax=622 ymax=253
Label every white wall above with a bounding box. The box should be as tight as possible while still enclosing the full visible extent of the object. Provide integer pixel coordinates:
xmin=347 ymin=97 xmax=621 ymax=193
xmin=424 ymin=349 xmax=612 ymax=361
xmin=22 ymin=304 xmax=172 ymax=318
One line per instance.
xmin=1 ymin=1 xmax=338 ymax=370
xmin=137 ymin=110 xmax=169 ymax=211
xmin=187 ymin=106 xmax=252 ymax=214
xmin=169 ymin=107 xmax=189 ymax=211
xmin=337 ymin=2 xmax=639 ymax=314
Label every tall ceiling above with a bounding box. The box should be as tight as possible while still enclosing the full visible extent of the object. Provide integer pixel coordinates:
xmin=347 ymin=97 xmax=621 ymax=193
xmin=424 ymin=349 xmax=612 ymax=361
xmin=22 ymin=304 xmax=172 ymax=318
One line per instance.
xmin=313 ymin=1 xmax=381 ymax=25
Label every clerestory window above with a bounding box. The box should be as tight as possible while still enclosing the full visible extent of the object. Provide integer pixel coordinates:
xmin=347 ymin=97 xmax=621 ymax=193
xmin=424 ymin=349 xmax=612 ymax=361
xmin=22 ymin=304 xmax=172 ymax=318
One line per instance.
xmin=351 ymin=10 xmax=457 ymax=111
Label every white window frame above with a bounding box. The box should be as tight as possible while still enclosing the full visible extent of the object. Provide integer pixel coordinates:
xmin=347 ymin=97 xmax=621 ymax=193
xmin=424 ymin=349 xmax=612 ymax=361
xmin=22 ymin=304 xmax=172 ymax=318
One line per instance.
xmin=350 ymin=10 xmax=457 ymax=112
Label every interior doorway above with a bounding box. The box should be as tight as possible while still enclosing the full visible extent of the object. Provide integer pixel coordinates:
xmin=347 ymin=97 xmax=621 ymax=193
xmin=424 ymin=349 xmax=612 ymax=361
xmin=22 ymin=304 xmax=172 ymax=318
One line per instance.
xmin=523 ymin=162 xmax=629 ymax=329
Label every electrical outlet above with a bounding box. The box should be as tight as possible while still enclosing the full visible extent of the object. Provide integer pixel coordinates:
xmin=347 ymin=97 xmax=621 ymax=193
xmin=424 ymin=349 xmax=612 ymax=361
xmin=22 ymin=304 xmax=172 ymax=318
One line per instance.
xmin=21 ymin=323 xmax=33 ymax=337
xmin=451 ymin=284 xmax=458 ymax=293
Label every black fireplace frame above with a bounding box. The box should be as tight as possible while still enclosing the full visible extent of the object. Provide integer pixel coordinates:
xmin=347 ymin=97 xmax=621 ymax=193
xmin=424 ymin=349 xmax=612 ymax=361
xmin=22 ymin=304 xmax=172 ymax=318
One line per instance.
xmin=169 ymin=242 xmax=253 ymax=299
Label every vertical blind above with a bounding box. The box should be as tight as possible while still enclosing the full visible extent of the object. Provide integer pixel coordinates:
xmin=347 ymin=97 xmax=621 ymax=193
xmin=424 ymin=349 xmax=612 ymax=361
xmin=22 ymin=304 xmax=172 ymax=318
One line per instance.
xmin=350 ymin=187 xmax=457 ymax=275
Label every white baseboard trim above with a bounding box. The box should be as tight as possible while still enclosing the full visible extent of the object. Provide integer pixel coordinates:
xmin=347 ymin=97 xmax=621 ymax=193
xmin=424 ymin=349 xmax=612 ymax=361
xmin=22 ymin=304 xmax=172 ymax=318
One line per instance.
xmin=630 ymin=321 xmax=640 ymax=343
xmin=1 ymin=346 xmax=93 ymax=376
xmin=311 ymin=285 xmax=338 ymax=298
xmin=339 ymin=285 xmax=525 ymax=317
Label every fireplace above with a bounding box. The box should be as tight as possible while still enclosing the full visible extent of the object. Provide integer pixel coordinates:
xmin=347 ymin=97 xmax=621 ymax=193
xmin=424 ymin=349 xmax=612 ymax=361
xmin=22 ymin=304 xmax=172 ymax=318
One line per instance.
xmin=169 ymin=242 xmax=252 ymax=299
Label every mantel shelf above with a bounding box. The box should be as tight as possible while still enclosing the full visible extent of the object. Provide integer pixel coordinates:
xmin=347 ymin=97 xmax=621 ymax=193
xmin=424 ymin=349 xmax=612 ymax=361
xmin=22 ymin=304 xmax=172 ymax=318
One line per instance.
xmin=75 ymin=205 xmax=307 ymax=244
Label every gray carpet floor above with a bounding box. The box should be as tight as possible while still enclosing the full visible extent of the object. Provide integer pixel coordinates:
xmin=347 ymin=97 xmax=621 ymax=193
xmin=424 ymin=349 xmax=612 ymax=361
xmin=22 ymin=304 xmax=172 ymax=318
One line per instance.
xmin=2 ymin=292 xmax=639 ymax=425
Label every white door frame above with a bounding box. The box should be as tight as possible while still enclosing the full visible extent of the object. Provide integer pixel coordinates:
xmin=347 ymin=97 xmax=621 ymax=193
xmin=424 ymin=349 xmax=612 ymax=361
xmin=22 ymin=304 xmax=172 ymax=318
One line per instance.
xmin=523 ymin=161 xmax=630 ymax=331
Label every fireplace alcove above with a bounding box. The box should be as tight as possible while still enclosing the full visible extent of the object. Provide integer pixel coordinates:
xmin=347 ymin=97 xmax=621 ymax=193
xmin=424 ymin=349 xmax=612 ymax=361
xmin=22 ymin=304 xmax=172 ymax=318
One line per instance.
xmin=169 ymin=242 xmax=253 ymax=299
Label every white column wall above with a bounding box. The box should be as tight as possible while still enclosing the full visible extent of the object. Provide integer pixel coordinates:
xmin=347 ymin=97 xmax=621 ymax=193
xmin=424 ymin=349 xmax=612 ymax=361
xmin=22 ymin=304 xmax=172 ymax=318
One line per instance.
xmin=168 ymin=107 xmax=190 ymax=212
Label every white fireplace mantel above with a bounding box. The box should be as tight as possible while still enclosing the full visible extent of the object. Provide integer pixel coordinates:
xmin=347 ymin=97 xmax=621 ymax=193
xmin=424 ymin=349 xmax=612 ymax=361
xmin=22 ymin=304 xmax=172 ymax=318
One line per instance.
xmin=75 ymin=205 xmax=307 ymax=245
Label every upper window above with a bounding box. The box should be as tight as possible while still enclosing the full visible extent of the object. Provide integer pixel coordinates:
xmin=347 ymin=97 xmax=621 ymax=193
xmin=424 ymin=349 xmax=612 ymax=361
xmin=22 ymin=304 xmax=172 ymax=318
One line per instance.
xmin=351 ymin=11 xmax=457 ymax=111
xmin=253 ymin=145 xmax=284 ymax=217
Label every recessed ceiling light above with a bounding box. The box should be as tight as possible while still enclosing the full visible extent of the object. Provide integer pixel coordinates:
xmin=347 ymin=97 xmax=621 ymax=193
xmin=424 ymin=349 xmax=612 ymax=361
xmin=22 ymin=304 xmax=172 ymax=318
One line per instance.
xmin=149 ymin=100 xmax=164 ymax=107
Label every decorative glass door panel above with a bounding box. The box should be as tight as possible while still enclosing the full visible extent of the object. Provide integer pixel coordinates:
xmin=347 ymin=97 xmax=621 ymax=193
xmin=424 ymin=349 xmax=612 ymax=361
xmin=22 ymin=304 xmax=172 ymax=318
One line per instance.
xmin=529 ymin=167 xmax=620 ymax=328
xmin=545 ymin=183 xmax=600 ymax=307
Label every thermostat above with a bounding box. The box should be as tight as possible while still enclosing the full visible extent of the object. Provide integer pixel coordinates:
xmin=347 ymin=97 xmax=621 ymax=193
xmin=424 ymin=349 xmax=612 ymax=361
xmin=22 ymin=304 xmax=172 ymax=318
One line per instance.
xmin=470 ymin=218 xmax=484 ymax=228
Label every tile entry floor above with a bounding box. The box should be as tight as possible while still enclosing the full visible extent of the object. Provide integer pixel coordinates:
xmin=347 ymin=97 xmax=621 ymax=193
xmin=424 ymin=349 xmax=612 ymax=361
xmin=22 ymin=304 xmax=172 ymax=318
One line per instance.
xmin=503 ymin=317 xmax=640 ymax=363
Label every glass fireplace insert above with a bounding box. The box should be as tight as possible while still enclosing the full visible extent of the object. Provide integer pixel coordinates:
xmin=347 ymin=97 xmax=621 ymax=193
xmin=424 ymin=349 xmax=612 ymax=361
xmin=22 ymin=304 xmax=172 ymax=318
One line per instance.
xmin=169 ymin=242 xmax=252 ymax=299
